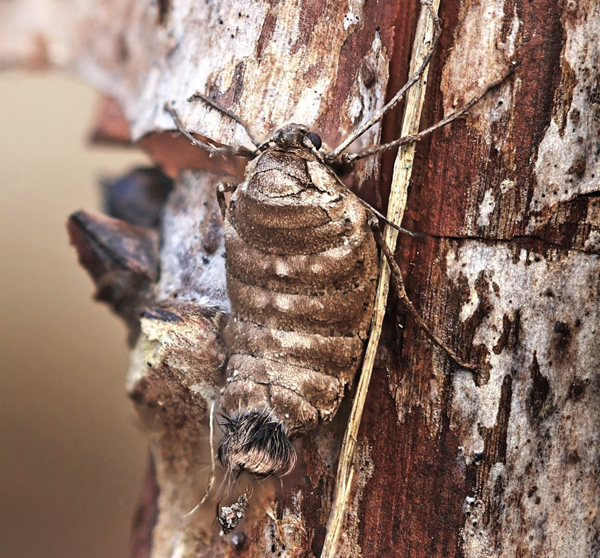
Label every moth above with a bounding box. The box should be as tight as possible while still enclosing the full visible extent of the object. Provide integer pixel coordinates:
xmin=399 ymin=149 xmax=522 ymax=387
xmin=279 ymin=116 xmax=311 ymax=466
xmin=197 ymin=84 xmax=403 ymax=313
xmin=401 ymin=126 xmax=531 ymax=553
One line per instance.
xmin=164 ymin=11 xmax=507 ymax=480
xmin=164 ymin=112 xmax=385 ymax=477
xmin=216 ymin=123 xmax=381 ymax=477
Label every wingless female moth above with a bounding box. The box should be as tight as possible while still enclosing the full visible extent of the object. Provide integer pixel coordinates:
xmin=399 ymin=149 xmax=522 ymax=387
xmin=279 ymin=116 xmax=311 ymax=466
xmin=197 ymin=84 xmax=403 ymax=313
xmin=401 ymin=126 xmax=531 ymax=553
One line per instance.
xmin=165 ymin=1 xmax=511 ymax=534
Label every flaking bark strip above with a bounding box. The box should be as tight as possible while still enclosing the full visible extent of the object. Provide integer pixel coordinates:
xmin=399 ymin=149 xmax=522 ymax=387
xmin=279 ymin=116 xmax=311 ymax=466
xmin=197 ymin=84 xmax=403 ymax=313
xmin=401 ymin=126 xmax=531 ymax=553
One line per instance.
xmin=67 ymin=210 xmax=160 ymax=345
xmin=101 ymin=166 xmax=174 ymax=229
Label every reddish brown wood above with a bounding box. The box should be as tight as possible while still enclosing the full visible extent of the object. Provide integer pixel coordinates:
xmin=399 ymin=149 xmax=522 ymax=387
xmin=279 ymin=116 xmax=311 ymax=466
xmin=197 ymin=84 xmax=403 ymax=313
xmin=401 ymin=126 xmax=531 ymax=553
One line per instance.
xmin=137 ymin=134 xmax=246 ymax=180
xmin=89 ymin=96 xmax=134 ymax=146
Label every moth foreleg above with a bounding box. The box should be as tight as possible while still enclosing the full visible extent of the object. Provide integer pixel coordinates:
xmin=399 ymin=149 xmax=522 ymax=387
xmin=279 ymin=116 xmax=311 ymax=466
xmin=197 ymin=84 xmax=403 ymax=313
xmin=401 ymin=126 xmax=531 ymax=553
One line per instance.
xmin=163 ymin=102 xmax=254 ymax=158
xmin=216 ymin=182 xmax=238 ymax=219
xmin=369 ymin=218 xmax=477 ymax=373
xmin=188 ymin=92 xmax=261 ymax=150
xmin=354 ymin=195 xmax=422 ymax=238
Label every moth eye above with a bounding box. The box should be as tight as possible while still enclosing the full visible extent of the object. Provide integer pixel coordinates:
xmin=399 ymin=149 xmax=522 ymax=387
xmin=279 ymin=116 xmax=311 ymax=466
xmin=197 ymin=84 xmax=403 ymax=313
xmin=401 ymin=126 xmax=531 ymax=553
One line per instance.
xmin=306 ymin=132 xmax=322 ymax=150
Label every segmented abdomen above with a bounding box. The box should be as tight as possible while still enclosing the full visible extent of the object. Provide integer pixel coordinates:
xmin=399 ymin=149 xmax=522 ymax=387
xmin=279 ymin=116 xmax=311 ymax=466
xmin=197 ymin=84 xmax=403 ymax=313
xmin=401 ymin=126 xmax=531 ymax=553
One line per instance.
xmin=221 ymin=147 xmax=379 ymax=437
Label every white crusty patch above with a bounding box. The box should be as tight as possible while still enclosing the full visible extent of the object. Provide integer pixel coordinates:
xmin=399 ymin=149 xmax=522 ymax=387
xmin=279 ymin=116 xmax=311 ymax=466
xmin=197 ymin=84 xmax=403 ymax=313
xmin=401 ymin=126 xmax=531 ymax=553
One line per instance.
xmin=477 ymin=189 xmax=496 ymax=227
xmin=343 ymin=0 xmax=362 ymax=30
xmin=530 ymin=3 xmax=600 ymax=217
xmin=446 ymin=241 xmax=600 ymax=558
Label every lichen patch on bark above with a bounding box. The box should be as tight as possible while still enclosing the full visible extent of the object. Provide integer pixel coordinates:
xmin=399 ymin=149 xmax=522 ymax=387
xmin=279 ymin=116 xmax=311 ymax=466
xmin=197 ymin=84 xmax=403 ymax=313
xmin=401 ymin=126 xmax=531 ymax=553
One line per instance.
xmin=447 ymin=242 xmax=600 ymax=556
xmin=531 ymin=3 xmax=600 ymax=218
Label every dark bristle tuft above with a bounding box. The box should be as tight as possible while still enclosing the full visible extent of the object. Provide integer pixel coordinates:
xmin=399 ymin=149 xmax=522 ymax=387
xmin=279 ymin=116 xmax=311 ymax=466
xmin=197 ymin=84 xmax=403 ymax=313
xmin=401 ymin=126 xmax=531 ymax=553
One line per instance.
xmin=218 ymin=411 xmax=296 ymax=477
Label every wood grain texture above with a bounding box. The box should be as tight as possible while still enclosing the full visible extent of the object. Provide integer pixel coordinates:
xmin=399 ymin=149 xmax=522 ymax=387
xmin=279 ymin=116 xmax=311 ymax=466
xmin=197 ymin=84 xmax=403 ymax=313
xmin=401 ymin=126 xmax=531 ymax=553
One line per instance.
xmin=369 ymin=1 xmax=600 ymax=557
xmin=8 ymin=0 xmax=598 ymax=555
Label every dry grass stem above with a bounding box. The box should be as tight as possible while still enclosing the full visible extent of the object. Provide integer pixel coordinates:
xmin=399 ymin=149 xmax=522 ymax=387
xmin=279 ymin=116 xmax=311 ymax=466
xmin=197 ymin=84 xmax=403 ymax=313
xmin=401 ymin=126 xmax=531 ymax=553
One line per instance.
xmin=319 ymin=2 xmax=440 ymax=556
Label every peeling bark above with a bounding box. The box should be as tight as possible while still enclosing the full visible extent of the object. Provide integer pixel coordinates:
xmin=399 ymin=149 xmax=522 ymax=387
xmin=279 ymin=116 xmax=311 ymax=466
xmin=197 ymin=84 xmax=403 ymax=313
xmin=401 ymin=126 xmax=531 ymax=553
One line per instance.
xmin=4 ymin=0 xmax=599 ymax=556
xmin=68 ymin=210 xmax=160 ymax=345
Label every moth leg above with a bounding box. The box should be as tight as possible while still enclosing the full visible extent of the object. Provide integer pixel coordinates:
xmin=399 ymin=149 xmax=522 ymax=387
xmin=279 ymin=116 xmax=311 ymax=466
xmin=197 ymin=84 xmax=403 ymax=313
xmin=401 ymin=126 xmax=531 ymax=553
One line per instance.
xmin=354 ymin=195 xmax=422 ymax=238
xmin=323 ymin=151 xmax=424 ymax=240
xmin=163 ymin=102 xmax=255 ymax=158
xmin=217 ymin=182 xmax=238 ymax=219
xmin=189 ymin=92 xmax=261 ymax=149
xmin=369 ymin=218 xmax=477 ymax=373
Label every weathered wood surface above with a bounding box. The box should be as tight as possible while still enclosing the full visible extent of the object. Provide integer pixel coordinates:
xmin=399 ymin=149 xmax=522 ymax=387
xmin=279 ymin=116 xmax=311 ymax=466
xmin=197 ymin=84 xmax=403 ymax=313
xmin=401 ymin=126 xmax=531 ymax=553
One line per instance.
xmin=4 ymin=0 xmax=599 ymax=556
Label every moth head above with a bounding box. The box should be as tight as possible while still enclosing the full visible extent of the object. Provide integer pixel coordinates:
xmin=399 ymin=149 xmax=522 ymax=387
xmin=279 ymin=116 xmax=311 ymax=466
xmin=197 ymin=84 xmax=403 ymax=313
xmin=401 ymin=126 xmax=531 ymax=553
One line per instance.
xmin=272 ymin=124 xmax=322 ymax=152
xmin=218 ymin=410 xmax=296 ymax=477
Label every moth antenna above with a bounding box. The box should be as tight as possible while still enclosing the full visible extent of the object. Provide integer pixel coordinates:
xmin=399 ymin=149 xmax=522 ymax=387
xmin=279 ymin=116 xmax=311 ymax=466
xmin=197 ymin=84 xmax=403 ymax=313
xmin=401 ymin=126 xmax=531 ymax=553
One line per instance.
xmin=325 ymin=0 xmax=441 ymax=163
xmin=188 ymin=92 xmax=262 ymax=150
xmin=342 ymin=65 xmax=515 ymax=166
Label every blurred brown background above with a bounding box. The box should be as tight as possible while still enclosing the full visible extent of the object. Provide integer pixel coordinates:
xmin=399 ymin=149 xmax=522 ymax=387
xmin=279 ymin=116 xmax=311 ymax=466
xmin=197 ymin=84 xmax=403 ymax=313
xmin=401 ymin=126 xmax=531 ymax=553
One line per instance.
xmin=0 ymin=73 xmax=149 ymax=558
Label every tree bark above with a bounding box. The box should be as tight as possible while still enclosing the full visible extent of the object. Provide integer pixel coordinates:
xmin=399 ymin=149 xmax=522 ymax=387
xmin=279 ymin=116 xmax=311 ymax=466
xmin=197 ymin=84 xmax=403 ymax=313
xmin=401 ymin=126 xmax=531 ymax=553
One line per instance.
xmin=2 ymin=0 xmax=598 ymax=556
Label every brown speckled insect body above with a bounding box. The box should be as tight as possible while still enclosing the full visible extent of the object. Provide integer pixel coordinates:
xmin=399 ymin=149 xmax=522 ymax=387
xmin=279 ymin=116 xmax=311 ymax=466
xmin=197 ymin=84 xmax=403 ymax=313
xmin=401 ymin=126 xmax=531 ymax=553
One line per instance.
xmin=218 ymin=125 xmax=379 ymax=476
xmin=164 ymin=36 xmax=502 ymax=478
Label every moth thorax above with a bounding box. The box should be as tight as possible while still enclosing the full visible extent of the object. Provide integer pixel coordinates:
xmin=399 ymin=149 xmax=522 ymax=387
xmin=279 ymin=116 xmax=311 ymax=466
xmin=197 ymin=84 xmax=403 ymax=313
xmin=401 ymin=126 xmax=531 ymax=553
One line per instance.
xmin=218 ymin=411 xmax=296 ymax=477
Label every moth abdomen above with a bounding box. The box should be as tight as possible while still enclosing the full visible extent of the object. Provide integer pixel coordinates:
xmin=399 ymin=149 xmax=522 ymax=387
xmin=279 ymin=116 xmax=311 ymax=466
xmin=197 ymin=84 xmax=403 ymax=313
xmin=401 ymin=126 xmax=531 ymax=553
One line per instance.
xmin=227 ymin=321 xmax=362 ymax=380
xmin=230 ymin=206 xmax=357 ymax=256
xmin=226 ymin=355 xmax=341 ymax=405
xmin=229 ymin=152 xmax=368 ymax=256
xmin=225 ymin=224 xmax=375 ymax=293
xmin=222 ymin=356 xmax=339 ymax=439
xmin=227 ymin=277 xmax=374 ymax=337
xmin=222 ymin=380 xmax=319 ymax=438
xmin=219 ymin=140 xmax=379 ymax=476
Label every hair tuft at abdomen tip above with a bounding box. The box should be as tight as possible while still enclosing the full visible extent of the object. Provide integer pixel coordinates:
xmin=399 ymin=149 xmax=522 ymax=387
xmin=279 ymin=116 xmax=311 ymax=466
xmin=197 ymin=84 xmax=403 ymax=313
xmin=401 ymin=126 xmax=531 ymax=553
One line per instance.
xmin=218 ymin=410 xmax=297 ymax=477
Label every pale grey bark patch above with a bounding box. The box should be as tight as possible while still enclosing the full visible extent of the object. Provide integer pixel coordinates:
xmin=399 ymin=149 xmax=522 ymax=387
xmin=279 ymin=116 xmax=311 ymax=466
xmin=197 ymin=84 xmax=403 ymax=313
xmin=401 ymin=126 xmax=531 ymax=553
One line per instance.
xmin=448 ymin=242 xmax=600 ymax=557
xmin=156 ymin=170 xmax=228 ymax=311
xmin=531 ymin=3 xmax=600 ymax=217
